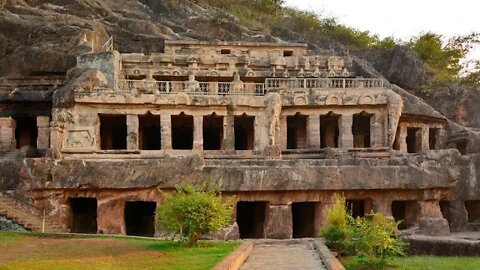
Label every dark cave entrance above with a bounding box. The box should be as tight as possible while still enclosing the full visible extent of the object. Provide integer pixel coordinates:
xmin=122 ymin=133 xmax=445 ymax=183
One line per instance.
xmin=139 ymin=113 xmax=161 ymax=150
xmin=236 ymin=201 xmax=267 ymax=239
xmin=171 ymin=112 xmax=193 ymax=150
xmin=203 ymin=113 xmax=223 ymax=150
xmin=320 ymin=112 xmax=340 ymax=148
xmin=352 ymin=112 xmax=372 ymax=148
xmin=100 ymin=114 xmax=127 ymax=150
xmin=391 ymin=200 xmax=418 ymax=229
xmin=234 ymin=114 xmax=255 ymax=150
xmin=69 ymin=197 xmax=97 ymax=234
xmin=346 ymin=199 xmax=365 ymax=218
xmin=292 ymin=202 xmax=317 ymax=238
xmin=124 ymin=201 xmax=156 ymax=237
xmin=14 ymin=116 xmax=37 ymax=149
xmin=406 ymin=127 xmax=421 ymax=153
xmin=287 ymin=113 xmax=307 ymax=149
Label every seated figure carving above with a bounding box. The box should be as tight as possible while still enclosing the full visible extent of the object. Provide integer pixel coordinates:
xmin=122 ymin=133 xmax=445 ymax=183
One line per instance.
xmin=185 ymin=74 xmax=200 ymax=92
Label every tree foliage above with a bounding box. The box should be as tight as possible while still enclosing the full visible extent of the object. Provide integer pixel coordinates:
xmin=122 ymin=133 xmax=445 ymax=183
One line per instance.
xmin=157 ymin=183 xmax=234 ymax=245
xmin=322 ymin=195 xmax=406 ymax=269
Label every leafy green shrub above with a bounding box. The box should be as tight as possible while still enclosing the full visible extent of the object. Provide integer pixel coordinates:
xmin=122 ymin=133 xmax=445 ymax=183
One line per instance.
xmin=322 ymin=195 xmax=406 ymax=269
xmin=157 ymin=183 xmax=234 ymax=245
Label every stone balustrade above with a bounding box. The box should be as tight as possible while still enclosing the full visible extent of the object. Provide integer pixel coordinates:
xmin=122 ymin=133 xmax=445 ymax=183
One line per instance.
xmin=114 ymin=78 xmax=384 ymax=96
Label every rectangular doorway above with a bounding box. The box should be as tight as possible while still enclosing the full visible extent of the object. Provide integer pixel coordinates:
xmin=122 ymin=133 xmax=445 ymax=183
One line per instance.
xmin=292 ymin=202 xmax=318 ymax=238
xmin=124 ymin=201 xmax=157 ymax=237
xmin=69 ymin=197 xmax=98 ymax=234
xmin=236 ymin=201 xmax=267 ymax=239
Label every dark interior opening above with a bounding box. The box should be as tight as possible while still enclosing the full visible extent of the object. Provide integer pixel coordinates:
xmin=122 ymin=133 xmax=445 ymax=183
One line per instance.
xmin=352 ymin=112 xmax=372 ymax=148
xmin=14 ymin=116 xmax=37 ymax=149
xmin=283 ymin=50 xmax=293 ymax=57
xmin=440 ymin=200 xmax=451 ymax=226
xmin=124 ymin=201 xmax=156 ymax=237
xmin=69 ymin=197 xmax=97 ymax=234
xmin=287 ymin=113 xmax=307 ymax=149
xmin=236 ymin=201 xmax=267 ymax=239
xmin=203 ymin=113 xmax=224 ymax=150
xmin=320 ymin=112 xmax=339 ymax=148
xmin=391 ymin=200 xmax=418 ymax=229
xmin=346 ymin=200 xmax=365 ymax=218
xmin=391 ymin=201 xmax=407 ymax=229
xmin=429 ymin=128 xmax=439 ymax=150
xmin=100 ymin=115 xmax=127 ymax=150
xmin=171 ymin=112 xmax=194 ymax=150
xmin=234 ymin=114 xmax=255 ymax=150
xmin=465 ymin=200 xmax=480 ymax=223
xmin=139 ymin=113 xmax=161 ymax=150
xmin=406 ymin=127 xmax=421 ymax=153
xmin=292 ymin=202 xmax=317 ymax=238
xmin=456 ymin=140 xmax=467 ymax=155
xmin=221 ymin=49 xmax=231 ymax=54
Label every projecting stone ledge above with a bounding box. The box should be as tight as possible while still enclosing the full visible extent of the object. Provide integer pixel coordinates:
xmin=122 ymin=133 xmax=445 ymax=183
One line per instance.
xmin=17 ymin=149 xmax=461 ymax=192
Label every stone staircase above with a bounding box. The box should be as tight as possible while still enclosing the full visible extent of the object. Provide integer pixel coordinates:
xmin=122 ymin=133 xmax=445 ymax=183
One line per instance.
xmin=0 ymin=191 xmax=64 ymax=233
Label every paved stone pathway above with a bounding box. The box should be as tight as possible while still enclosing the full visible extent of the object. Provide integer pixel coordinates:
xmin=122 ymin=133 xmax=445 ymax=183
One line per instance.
xmin=240 ymin=239 xmax=327 ymax=270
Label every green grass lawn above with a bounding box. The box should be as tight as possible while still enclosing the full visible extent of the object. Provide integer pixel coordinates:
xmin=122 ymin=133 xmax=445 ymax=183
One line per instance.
xmin=342 ymin=256 xmax=480 ymax=270
xmin=0 ymin=231 xmax=240 ymax=270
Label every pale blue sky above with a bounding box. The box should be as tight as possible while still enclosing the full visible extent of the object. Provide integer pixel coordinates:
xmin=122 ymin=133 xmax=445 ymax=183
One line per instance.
xmin=284 ymin=0 xmax=480 ymax=61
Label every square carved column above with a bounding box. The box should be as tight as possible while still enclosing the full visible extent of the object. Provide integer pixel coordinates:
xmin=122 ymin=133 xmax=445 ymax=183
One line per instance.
xmin=126 ymin=115 xmax=139 ymax=150
xmin=339 ymin=114 xmax=353 ymax=149
xmin=36 ymin=116 xmax=50 ymax=150
xmin=397 ymin=125 xmax=407 ymax=152
xmin=373 ymin=200 xmax=393 ymax=218
xmin=417 ymin=200 xmax=450 ymax=236
xmin=264 ymin=204 xmax=292 ymax=239
xmin=160 ymin=114 xmax=172 ymax=150
xmin=279 ymin=115 xmax=287 ymax=150
xmin=0 ymin=117 xmax=16 ymax=150
xmin=307 ymin=115 xmax=321 ymax=149
xmin=421 ymin=125 xmax=429 ymax=151
xmin=223 ymin=115 xmax=235 ymax=151
xmin=193 ymin=115 xmax=203 ymax=150
xmin=370 ymin=114 xmax=383 ymax=148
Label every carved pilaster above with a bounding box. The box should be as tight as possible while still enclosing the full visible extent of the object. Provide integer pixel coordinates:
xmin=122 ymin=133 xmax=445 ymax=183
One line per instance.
xmin=193 ymin=115 xmax=203 ymax=150
xmin=339 ymin=114 xmax=353 ymax=149
xmin=126 ymin=115 xmax=139 ymax=150
xmin=0 ymin=117 xmax=16 ymax=150
xmin=160 ymin=114 xmax=171 ymax=150
xmin=307 ymin=115 xmax=320 ymax=149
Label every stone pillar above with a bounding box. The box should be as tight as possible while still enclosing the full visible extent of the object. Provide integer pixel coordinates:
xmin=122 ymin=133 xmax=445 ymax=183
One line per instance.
xmin=370 ymin=114 xmax=383 ymax=148
xmin=417 ymin=200 xmax=450 ymax=236
xmin=421 ymin=125 xmax=429 ymax=151
xmin=126 ymin=115 xmax=139 ymax=150
xmin=307 ymin=115 xmax=321 ymax=149
xmin=279 ymin=115 xmax=287 ymax=150
xmin=397 ymin=125 xmax=407 ymax=152
xmin=193 ymin=115 xmax=203 ymax=150
xmin=373 ymin=200 xmax=393 ymax=219
xmin=36 ymin=116 xmax=50 ymax=150
xmin=339 ymin=114 xmax=353 ymax=149
xmin=437 ymin=128 xmax=446 ymax=149
xmin=265 ymin=204 xmax=292 ymax=239
xmin=223 ymin=115 xmax=234 ymax=151
xmin=160 ymin=114 xmax=171 ymax=150
xmin=0 ymin=117 xmax=16 ymax=150
xmin=97 ymin=198 xmax=125 ymax=235
xmin=314 ymin=203 xmax=330 ymax=235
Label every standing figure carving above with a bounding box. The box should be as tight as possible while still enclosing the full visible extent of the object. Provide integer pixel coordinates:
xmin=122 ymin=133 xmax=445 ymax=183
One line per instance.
xmin=265 ymin=92 xmax=282 ymax=146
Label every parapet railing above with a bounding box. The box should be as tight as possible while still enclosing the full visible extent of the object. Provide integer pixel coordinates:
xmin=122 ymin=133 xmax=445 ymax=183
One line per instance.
xmin=0 ymin=190 xmax=46 ymax=233
xmin=117 ymin=80 xmax=266 ymax=96
xmin=265 ymin=78 xmax=384 ymax=90
xmin=112 ymin=78 xmax=384 ymax=96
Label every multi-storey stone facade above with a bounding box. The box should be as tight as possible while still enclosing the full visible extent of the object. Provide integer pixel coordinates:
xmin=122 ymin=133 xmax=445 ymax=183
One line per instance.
xmin=0 ymin=40 xmax=475 ymax=239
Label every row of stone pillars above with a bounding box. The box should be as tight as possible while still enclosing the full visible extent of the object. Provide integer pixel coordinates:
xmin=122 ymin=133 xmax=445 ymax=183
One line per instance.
xmin=262 ymin=199 xmax=450 ymax=239
xmin=278 ymin=113 xmax=384 ymax=149
xmin=0 ymin=116 xmax=50 ymax=150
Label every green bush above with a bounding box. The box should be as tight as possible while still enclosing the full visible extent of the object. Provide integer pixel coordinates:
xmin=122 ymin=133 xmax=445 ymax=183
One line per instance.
xmin=322 ymin=195 xmax=406 ymax=269
xmin=157 ymin=183 xmax=234 ymax=245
